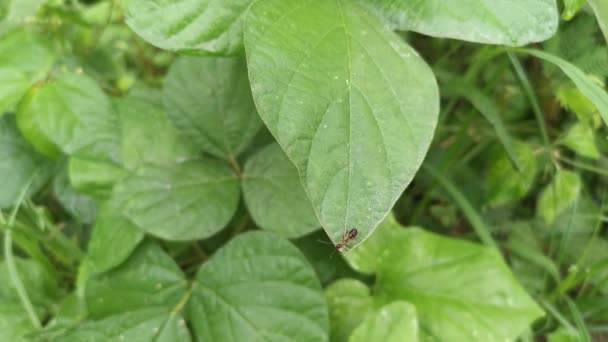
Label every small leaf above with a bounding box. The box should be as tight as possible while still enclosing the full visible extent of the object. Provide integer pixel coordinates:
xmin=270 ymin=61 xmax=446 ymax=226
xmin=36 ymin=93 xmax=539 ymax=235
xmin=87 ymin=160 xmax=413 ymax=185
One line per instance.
xmin=245 ymin=0 xmax=439 ymax=248
xmin=561 ymin=0 xmax=586 ymax=20
xmin=115 ymin=95 xmax=198 ymax=169
xmin=356 ymin=0 xmax=558 ymax=46
xmin=0 ymin=114 xmax=54 ymax=208
xmin=537 ymin=169 xmax=582 ymax=224
xmin=189 ymin=231 xmax=329 ymax=341
xmin=125 ymin=0 xmax=252 ymax=55
xmin=523 ymin=49 xmax=608 ymax=129
xmin=111 ymin=159 xmax=240 ymax=240
xmin=163 ymin=56 xmax=261 ymax=158
xmin=242 ymin=144 xmax=319 ymax=238
xmin=53 ymin=164 xmax=98 ymax=223
xmin=0 ymin=30 xmax=54 ymax=113
xmin=349 ymin=301 xmax=418 ymax=342
xmin=17 ymin=72 xmax=121 ymax=161
xmin=561 ymin=122 xmax=600 ymax=159
xmin=486 ymin=140 xmax=538 ymax=206
xmin=86 ymin=242 xmax=187 ymax=318
xmin=325 ymin=279 xmax=374 ymax=342
xmin=371 ymin=225 xmax=544 ymax=341
xmin=86 ymin=201 xmax=145 ymax=274
xmin=58 ymin=308 xmax=191 ymax=342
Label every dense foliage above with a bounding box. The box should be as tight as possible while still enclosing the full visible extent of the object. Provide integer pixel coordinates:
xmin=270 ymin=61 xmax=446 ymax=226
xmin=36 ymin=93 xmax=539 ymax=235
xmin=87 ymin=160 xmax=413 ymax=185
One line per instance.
xmin=1 ymin=0 xmax=608 ymax=341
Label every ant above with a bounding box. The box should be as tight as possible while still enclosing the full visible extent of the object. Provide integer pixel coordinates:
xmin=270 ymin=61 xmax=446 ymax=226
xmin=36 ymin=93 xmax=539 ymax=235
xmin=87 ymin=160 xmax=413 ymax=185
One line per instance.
xmin=335 ymin=228 xmax=358 ymax=251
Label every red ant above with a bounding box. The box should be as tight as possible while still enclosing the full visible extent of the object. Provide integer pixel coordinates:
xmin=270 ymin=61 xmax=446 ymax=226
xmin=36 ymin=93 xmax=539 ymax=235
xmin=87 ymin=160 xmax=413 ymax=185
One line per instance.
xmin=335 ymin=228 xmax=358 ymax=252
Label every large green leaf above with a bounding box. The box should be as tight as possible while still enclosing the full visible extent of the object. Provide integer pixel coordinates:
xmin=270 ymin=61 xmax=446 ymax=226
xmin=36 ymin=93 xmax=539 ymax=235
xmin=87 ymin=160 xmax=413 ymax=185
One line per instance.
xmin=58 ymin=308 xmax=191 ymax=342
xmin=0 ymin=114 xmax=54 ymax=208
xmin=115 ymin=95 xmax=198 ymax=169
xmin=163 ymin=56 xmax=261 ymax=158
xmin=357 ymin=0 xmax=558 ymax=46
xmin=85 ymin=242 xmax=187 ymax=319
xmin=523 ymin=49 xmax=608 ymax=129
xmin=125 ymin=0 xmax=252 ymax=55
xmin=0 ymin=30 xmax=54 ymax=114
xmin=110 ymin=159 xmax=240 ymax=240
xmin=242 ymin=144 xmax=319 ymax=238
xmin=16 ymin=72 xmax=121 ymax=161
xmin=368 ymin=224 xmax=544 ymax=341
xmin=189 ymin=231 xmax=329 ymax=341
xmin=349 ymin=301 xmax=418 ymax=342
xmin=325 ymin=279 xmax=374 ymax=342
xmin=537 ymin=169 xmax=582 ymax=224
xmin=86 ymin=201 xmax=145 ymax=274
xmin=244 ymin=0 xmax=439 ymax=248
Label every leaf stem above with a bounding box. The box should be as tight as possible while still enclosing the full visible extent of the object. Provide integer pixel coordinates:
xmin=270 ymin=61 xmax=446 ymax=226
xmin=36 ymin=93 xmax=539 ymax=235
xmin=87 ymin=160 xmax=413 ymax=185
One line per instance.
xmin=227 ymin=155 xmax=242 ymax=177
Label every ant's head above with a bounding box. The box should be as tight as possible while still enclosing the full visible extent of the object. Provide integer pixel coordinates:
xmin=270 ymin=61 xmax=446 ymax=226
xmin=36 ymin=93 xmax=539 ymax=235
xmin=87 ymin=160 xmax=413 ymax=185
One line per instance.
xmin=348 ymin=228 xmax=358 ymax=239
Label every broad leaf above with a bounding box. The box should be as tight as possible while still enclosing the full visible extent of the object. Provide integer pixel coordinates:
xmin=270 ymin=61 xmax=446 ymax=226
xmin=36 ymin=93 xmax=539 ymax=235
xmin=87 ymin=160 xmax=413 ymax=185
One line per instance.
xmin=111 ymin=159 xmax=240 ymax=240
xmin=486 ymin=141 xmax=538 ymax=207
xmin=357 ymin=0 xmax=558 ymax=46
xmin=523 ymin=49 xmax=608 ymax=129
xmin=561 ymin=122 xmax=600 ymax=159
xmin=125 ymin=0 xmax=252 ymax=55
xmin=58 ymin=308 xmax=191 ymax=342
xmin=242 ymin=144 xmax=319 ymax=238
xmin=349 ymin=301 xmax=418 ymax=342
xmin=68 ymin=157 xmax=126 ymax=201
xmin=0 ymin=114 xmax=54 ymax=208
xmin=115 ymin=95 xmax=198 ymax=169
xmin=325 ymin=279 xmax=374 ymax=342
xmin=245 ymin=0 xmax=439 ymax=248
xmin=189 ymin=231 xmax=329 ymax=341
xmin=163 ymin=56 xmax=261 ymax=158
xmin=0 ymin=30 xmax=54 ymax=114
xmin=86 ymin=201 xmax=145 ymax=274
xmin=17 ymin=72 xmax=121 ymax=161
xmin=53 ymin=164 xmax=97 ymax=224
xmin=537 ymin=169 xmax=582 ymax=224
xmin=86 ymin=242 xmax=187 ymax=318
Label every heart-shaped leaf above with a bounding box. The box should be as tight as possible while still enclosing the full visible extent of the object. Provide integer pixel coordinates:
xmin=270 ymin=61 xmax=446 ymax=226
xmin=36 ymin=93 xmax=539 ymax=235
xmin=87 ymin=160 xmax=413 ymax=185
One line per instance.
xmin=125 ymin=0 xmax=253 ymax=55
xmin=357 ymin=0 xmax=558 ymax=46
xmin=111 ymin=159 xmax=240 ymax=241
xmin=244 ymin=0 xmax=439 ymax=248
xmin=242 ymin=143 xmax=319 ymax=238
xmin=163 ymin=56 xmax=261 ymax=158
xmin=189 ymin=231 xmax=329 ymax=341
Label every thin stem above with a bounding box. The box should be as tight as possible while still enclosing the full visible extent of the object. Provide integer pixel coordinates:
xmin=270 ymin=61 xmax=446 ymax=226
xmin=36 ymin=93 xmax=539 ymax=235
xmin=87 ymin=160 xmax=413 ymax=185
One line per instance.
xmin=556 ymin=155 xmax=608 ymax=176
xmin=227 ymin=155 xmax=242 ymax=177
xmin=4 ymin=230 xmax=42 ymax=329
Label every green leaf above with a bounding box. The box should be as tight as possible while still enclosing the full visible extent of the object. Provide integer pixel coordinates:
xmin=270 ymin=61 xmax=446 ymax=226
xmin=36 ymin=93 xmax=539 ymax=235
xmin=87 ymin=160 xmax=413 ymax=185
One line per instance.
xmin=537 ymin=169 xmax=582 ymax=224
xmin=244 ymin=0 xmax=439 ymax=248
xmin=115 ymin=95 xmax=198 ymax=169
xmin=86 ymin=242 xmax=187 ymax=318
xmin=486 ymin=140 xmax=538 ymax=206
xmin=373 ymin=226 xmax=544 ymax=341
xmin=561 ymin=122 xmax=600 ymax=159
xmin=548 ymin=328 xmax=580 ymax=342
xmin=125 ymin=0 xmax=252 ymax=55
xmin=349 ymin=301 xmax=418 ymax=342
xmin=189 ymin=231 xmax=329 ymax=341
xmin=0 ymin=0 xmax=46 ymax=36
xmin=16 ymin=72 xmax=121 ymax=161
xmin=53 ymin=164 xmax=98 ymax=224
xmin=58 ymin=308 xmax=191 ymax=342
xmin=325 ymin=279 xmax=374 ymax=342
xmin=0 ymin=30 xmax=54 ymax=114
xmin=242 ymin=144 xmax=319 ymax=238
xmin=357 ymin=0 xmax=558 ymax=46
xmin=522 ymin=49 xmax=608 ymax=129
xmin=68 ymin=157 xmax=126 ymax=201
xmin=86 ymin=201 xmax=145 ymax=274
xmin=0 ymin=258 xmax=60 ymax=341
xmin=561 ymin=0 xmax=586 ymax=20
xmin=0 ymin=114 xmax=54 ymax=208
xmin=588 ymin=0 xmax=608 ymax=45
xmin=163 ymin=56 xmax=261 ymax=158
xmin=110 ymin=159 xmax=240 ymax=240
